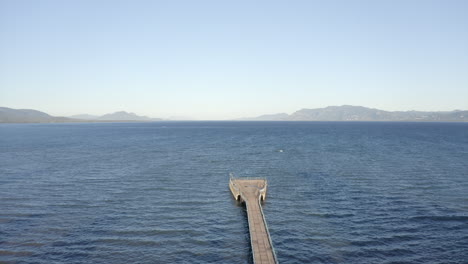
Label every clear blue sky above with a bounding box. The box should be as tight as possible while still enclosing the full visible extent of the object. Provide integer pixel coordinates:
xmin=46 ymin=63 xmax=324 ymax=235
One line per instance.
xmin=1 ymin=0 xmax=467 ymax=119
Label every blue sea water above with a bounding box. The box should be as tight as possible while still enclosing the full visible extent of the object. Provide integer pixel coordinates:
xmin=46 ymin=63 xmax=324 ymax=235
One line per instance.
xmin=1 ymin=121 xmax=467 ymax=264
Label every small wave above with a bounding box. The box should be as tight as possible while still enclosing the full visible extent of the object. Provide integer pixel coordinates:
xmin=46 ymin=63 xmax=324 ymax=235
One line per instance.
xmin=0 ymin=250 xmax=34 ymax=257
xmin=411 ymin=215 xmax=468 ymax=222
xmin=365 ymin=247 xmax=416 ymax=258
xmin=303 ymin=212 xmax=355 ymax=218
xmin=21 ymin=242 xmax=44 ymax=247
xmin=111 ymin=228 xmax=204 ymax=237
xmin=95 ymin=238 xmax=161 ymax=247
xmin=0 ymin=218 xmax=12 ymax=224
xmin=349 ymin=239 xmax=387 ymax=247
xmin=2 ymin=241 xmax=45 ymax=247
xmin=350 ymin=234 xmax=417 ymax=248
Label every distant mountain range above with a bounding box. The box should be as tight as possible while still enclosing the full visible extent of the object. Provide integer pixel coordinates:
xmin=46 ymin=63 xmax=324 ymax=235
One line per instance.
xmin=70 ymin=111 xmax=161 ymax=121
xmin=0 ymin=107 xmax=162 ymax=123
xmin=2 ymin=105 xmax=467 ymax=123
xmin=240 ymin=105 xmax=468 ymax=122
xmin=0 ymin=107 xmax=79 ymax=123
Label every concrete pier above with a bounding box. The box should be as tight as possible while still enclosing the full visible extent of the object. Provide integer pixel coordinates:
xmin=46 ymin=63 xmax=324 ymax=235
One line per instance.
xmin=229 ymin=177 xmax=278 ymax=264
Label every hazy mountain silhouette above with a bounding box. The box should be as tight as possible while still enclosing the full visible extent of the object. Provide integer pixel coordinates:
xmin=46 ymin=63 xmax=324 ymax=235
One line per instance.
xmin=243 ymin=105 xmax=468 ymax=122
xmin=98 ymin=111 xmax=154 ymax=121
xmin=238 ymin=113 xmax=289 ymax=121
xmin=2 ymin=106 xmax=467 ymax=123
xmin=71 ymin=111 xmax=162 ymax=121
xmin=69 ymin=114 xmax=99 ymax=120
xmin=0 ymin=107 xmax=80 ymax=123
xmin=0 ymin=108 xmax=162 ymax=123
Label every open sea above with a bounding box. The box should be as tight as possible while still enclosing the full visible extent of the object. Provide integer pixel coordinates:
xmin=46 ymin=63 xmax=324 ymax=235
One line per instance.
xmin=1 ymin=121 xmax=467 ymax=264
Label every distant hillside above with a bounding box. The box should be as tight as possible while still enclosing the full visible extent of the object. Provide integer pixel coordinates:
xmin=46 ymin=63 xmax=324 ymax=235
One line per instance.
xmin=0 ymin=107 xmax=80 ymax=123
xmin=0 ymin=107 xmax=163 ymax=123
xmin=244 ymin=105 xmax=468 ymax=122
xmin=69 ymin=114 xmax=99 ymax=120
xmin=238 ymin=113 xmax=289 ymax=121
xmin=69 ymin=111 xmax=162 ymax=121
xmin=98 ymin=111 xmax=160 ymax=121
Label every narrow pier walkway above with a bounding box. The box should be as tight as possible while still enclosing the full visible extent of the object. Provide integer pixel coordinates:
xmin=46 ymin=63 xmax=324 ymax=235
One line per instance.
xmin=229 ymin=177 xmax=278 ymax=264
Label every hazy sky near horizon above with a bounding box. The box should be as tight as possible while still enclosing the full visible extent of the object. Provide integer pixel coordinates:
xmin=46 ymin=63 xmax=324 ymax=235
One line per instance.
xmin=1 ymin=0 xmax=467 ymax=120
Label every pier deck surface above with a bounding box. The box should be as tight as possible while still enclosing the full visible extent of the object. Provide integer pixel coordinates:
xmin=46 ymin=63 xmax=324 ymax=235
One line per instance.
xmin=229 ymin=178 xmax=277 ymax=264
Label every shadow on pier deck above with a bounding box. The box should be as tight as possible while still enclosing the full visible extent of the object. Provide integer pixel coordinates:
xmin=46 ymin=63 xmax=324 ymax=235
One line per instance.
xmin=229 ymin=177 xmax=278 ymax=264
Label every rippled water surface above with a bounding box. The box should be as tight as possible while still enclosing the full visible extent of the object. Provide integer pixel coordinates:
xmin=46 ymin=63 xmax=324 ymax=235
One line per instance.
xmin=1 ymin=121 xmax=467 ymax=264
